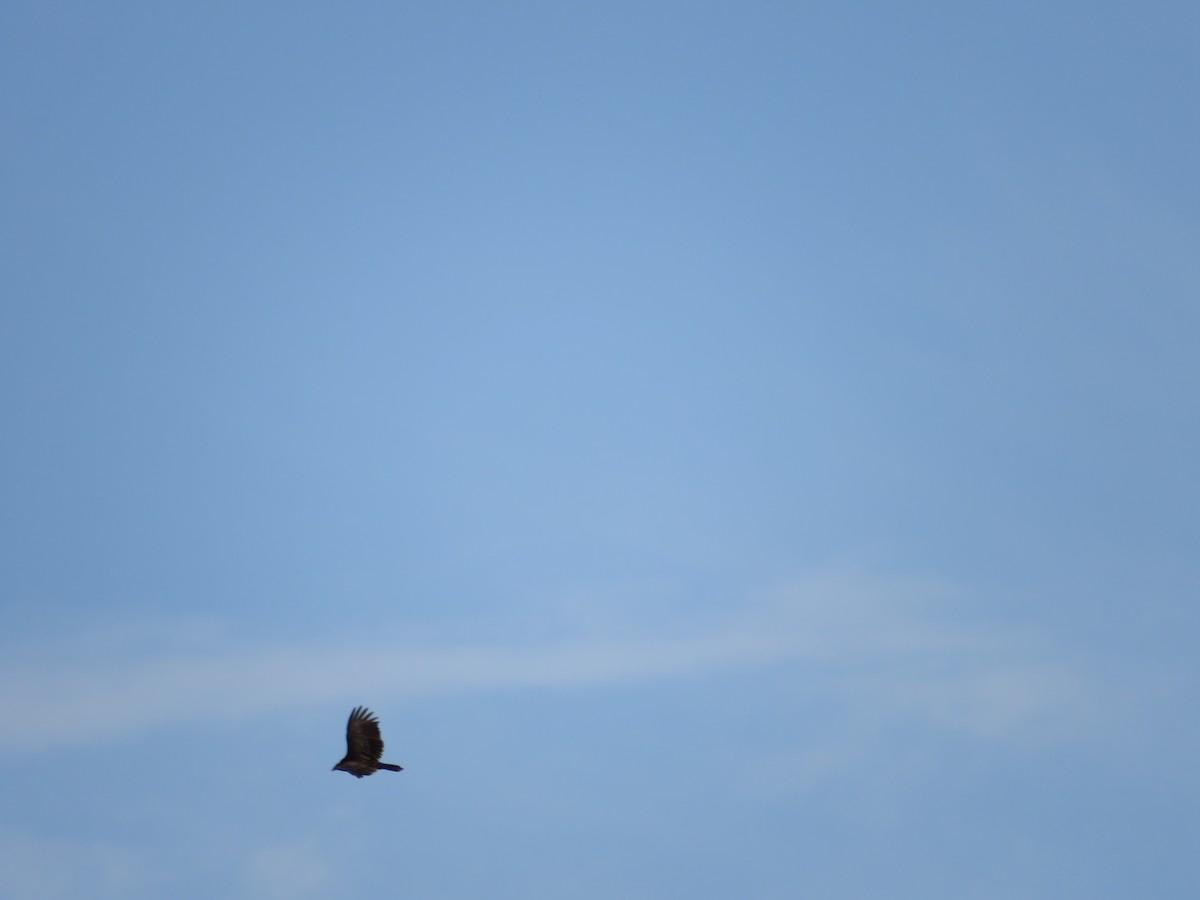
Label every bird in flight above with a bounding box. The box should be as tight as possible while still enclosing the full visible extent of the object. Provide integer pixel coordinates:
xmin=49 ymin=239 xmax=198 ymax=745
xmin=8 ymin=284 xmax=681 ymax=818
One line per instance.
xmin=332 ymin=706 xmax=404 ymax=778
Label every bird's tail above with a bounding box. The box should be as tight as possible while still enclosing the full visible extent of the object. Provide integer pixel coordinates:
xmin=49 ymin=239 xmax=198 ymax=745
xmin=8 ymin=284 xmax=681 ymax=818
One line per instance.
xmin=379 ymin=763 xmax=403 ymax=772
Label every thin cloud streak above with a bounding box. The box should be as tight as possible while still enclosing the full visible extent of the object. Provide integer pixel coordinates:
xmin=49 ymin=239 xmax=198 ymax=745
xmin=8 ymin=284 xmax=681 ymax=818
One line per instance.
xmin=0 ymin=573 xmax=1090 ymax=752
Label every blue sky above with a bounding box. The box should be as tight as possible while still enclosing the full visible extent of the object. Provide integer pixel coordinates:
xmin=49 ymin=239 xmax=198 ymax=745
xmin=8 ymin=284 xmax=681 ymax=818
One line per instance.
xmin=2 ymin=1 xmax=1197 ymax=897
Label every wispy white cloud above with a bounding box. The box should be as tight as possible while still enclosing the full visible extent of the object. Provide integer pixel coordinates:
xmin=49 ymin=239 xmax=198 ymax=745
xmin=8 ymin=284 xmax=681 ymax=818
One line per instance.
xmin=243 ymin=841 xmax=333 ymax=900
xmin=883 ymin=661 xmax=1093 ymax=740
xmin=0 ymin=570 xmax=1094 ymax=753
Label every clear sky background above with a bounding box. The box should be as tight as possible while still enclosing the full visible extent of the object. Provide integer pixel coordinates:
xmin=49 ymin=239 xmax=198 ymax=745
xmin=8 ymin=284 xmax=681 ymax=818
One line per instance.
xmin=2 ymin=1 xmax=1197 ymax=897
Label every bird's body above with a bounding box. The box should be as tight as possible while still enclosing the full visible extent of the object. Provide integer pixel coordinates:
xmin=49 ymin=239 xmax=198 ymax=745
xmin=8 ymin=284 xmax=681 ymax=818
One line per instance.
xmin=332 ymin=706 xmax=404 ymax=778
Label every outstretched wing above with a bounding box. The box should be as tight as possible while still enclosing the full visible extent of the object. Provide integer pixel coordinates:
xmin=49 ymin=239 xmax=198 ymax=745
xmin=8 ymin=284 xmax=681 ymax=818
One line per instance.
xmin=345 ymin=705 xmax=386 ymax=764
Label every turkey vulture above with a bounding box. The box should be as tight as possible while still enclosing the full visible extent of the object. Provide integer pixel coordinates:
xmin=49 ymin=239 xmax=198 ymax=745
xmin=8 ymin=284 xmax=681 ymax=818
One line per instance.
xmin=332 ymin=706 xmax=404 ymax=778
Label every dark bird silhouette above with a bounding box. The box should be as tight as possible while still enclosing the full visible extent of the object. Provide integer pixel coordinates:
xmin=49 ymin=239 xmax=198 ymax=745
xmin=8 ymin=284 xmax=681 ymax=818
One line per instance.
xmin=332 ymin=706 xmax=404 ymax=778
